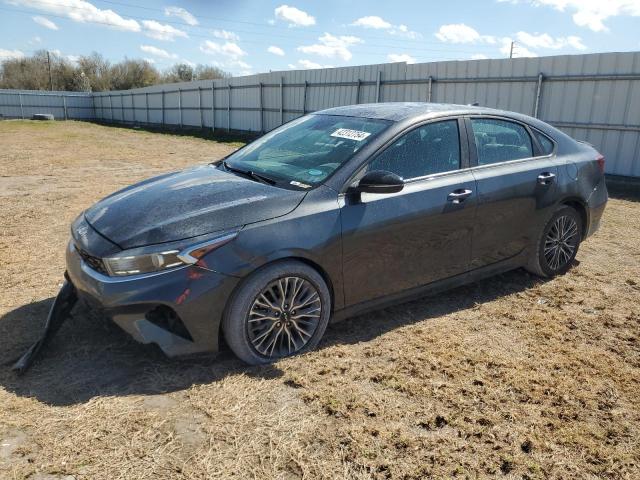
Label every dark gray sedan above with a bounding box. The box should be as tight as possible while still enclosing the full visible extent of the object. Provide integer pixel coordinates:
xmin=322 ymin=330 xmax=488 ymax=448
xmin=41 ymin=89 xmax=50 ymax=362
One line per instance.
xmin=64 ymin=102 xmax=607 ymax=365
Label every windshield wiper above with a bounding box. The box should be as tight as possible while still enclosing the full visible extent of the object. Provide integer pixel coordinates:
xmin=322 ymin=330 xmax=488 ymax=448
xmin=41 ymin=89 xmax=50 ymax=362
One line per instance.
xmin=223 ymin=161 xmax=276 ymax=186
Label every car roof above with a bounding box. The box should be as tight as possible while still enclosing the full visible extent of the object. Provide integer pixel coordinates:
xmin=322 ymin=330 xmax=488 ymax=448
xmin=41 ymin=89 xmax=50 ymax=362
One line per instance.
xmin=316 ymin=102 xmax=515 ymax=122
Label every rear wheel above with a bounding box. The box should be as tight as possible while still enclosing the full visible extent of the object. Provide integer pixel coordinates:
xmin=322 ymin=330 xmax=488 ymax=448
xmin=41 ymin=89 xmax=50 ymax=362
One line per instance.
xmin=222 ymin=260 xmax=331 ymax=365
xmin=527 ymin=206 xmax=582 ymax=277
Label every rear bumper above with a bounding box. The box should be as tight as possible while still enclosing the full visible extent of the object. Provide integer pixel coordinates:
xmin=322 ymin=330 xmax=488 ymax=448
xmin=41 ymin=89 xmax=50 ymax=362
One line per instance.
xmin=66 ymin=241 xmax=240 ymax=356
xmin=586 ymin=176 xmax=608 ymax=238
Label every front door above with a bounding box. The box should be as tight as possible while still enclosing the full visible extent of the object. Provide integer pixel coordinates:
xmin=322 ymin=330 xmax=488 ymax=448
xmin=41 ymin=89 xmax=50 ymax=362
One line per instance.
xmin=340 ymin=119 xmax=477 ymax=307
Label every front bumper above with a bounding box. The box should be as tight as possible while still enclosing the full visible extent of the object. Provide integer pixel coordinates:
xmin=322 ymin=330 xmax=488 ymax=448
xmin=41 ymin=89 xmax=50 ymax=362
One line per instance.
xmin=66 ymin=242 xmax=240 ymax=356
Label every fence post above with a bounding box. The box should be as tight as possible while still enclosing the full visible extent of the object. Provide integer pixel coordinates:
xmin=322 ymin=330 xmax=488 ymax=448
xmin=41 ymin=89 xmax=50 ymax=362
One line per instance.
xmin=198 ymin=87 xmax=203 ymax=128
xmin=178 ymin=88 xmax=183 ymax=128
xmin=533 ymin=73 xmax=544 ymax=118
xmin=91 ymin=94 xmax=96 ymax=120
xmin=280 ymin=76 xmax=284 ymax=125
xmin=427 ymin=76 xmax=433 ymax=102
xmin=259 ymin=82 xmax=264 ymax=133
xmin=302 ymin=80 xmax=308 ymax=114
xmin=131 ymin=93 xmax=135 ymax=123
xmin=119 ymin=93 xmax=123 ymax=122
xmin=161 ymin=90 xmax=165 ymax=126
xmin=355 ymin=79 xmax=361 ymax=104
xmin=62 ymin=95 xmax=68 ymax=120
xmin=227 ymin=84 xmax=231 ymax=132
xmin=18 ymin=93 xmax=24 ymax=119
xmin=211 ymin=81 xmax=215 ymax=132
xmin=145 ymin=92 xmax=149 ymax=124
xmin=375 ymin=71 xmax=382 ymax=102
xmin=108 ymin=94 xmax=113 ymax=122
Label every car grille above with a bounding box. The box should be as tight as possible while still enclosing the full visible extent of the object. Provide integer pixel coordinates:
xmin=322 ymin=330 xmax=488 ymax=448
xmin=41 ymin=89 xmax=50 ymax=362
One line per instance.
xmin=75 ymin=245 xmax=109 ymax=276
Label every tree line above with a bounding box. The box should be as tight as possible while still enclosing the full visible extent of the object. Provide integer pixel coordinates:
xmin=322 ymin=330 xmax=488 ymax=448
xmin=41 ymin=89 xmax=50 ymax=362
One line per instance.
xmin=0 ymin=50 xmax=230 ymax=92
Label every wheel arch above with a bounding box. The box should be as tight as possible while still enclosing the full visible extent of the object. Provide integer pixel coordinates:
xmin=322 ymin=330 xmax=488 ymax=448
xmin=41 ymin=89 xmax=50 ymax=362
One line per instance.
xmin=559 ymin=197 xmax=589 ymax=238
xmin=218 ymin=254 xmax=337 ymax=340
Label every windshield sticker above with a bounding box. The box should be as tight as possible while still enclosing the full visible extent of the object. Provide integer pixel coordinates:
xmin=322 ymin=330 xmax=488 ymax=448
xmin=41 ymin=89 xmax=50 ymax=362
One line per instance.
xmin=307 ymin=169 xmax=323 ymax=176
xmin=330 ymin=128 xmax=371 ymax=142
xmin=290 ymin=180 xmax=311 ymax=189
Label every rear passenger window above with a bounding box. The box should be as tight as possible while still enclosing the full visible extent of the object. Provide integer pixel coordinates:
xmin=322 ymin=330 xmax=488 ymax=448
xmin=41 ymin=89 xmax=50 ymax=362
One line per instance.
xmin=534 ymin=130 xmax=554 ymax=155
xmin=471 ymin=118 xmax=533 ymax=165
xmin=368 ymin=120 xmax=460 ymax=180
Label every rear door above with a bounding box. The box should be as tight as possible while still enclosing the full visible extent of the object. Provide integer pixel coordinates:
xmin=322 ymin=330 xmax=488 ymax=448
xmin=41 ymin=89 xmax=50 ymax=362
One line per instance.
xmin=340 ymin=118 xmax=477 ymax=306
xmin=467 ymin=116 xmax=558 ymax=268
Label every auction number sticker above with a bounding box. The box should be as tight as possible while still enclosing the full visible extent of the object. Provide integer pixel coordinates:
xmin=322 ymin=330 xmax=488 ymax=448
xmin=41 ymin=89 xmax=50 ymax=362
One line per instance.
xmin=330 ymin=128 xmax=371 ymax=141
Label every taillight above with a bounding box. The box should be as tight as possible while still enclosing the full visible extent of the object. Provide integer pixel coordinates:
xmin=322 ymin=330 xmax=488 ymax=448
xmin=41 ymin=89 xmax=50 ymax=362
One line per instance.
xmin=596 ymin=154 xmax=605 ymax=175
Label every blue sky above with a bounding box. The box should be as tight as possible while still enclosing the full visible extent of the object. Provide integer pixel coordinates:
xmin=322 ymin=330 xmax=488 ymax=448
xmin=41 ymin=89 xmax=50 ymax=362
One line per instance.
xmin=1 ymin=0 xmax=639 ymax=76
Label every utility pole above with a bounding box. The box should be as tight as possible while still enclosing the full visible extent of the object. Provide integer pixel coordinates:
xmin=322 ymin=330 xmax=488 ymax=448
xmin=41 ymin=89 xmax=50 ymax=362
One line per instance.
xmin=509 ymin=41 xmax=515 ymax=59
xmin=46 ymin=50 xmax=54 ymax=91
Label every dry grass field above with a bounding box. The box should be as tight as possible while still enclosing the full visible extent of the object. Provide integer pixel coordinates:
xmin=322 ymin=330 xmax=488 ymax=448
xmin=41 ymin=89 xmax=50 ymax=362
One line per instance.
xmin=0 ymin=120 xmax=638 ymax=479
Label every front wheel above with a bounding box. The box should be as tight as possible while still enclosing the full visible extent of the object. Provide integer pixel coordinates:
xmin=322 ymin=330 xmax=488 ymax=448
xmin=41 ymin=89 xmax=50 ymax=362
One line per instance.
xmin=527 ymin=205 xmax=582 ymax=278
xmin=222 ymin=260 xmax=331 ymax=365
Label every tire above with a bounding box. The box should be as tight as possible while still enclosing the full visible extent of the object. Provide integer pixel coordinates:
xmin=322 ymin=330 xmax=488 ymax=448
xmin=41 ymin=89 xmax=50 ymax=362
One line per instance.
xmin=526 ymin=205 xmax=583 ymax=278
xmin=222 ymin=260 xmax=331 ymax=365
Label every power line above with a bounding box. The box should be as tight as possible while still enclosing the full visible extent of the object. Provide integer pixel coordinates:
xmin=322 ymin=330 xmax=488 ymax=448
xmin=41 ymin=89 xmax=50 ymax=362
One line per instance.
xmin=1 ymin=1 xmax=499 ymax=54
xmin=90 ymin=0 xmax=500 ymax=48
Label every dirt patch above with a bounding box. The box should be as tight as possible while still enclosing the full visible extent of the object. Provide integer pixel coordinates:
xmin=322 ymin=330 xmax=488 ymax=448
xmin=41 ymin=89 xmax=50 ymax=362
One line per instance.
xmin=0 ymin=120 xmax=639 ymax=478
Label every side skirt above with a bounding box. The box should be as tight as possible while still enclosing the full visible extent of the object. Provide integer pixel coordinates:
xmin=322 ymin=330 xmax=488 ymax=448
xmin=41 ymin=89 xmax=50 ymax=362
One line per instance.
xmin=330 ymin=251 xmax=527 ymax=323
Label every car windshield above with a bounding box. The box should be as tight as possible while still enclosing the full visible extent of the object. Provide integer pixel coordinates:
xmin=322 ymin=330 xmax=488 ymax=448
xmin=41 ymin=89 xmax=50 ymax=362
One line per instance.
xmin=223 ymin=114 xmax=391 ymax=188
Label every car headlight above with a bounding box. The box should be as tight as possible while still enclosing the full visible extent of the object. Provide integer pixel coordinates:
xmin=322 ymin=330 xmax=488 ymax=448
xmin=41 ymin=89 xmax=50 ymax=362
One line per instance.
xmin=102 ymin=231 xmax=238 ymax=277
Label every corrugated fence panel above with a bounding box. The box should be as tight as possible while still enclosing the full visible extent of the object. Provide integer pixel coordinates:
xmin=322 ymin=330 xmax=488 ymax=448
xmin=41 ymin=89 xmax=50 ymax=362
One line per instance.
xmin=2 ymin=52 xmax=639 ymax=176
xmin=0 ymin=89 xmax=93 ymax=120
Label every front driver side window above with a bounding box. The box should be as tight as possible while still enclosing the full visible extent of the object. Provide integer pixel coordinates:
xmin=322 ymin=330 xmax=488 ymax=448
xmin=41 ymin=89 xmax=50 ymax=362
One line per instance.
xmin=367 ymin=120 xmax=461 ymax=180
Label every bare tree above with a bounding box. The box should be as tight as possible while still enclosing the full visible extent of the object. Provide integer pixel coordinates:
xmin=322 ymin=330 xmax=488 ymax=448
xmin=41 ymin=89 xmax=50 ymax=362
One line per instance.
xmin=0 ymin=50 xmax=231 ymax=91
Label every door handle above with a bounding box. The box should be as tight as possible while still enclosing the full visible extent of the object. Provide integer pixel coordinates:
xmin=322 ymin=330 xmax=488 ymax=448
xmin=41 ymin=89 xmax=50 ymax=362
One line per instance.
xmin=447 ymin=189 xmax=473 ymax=204
xmin=537 ymin=172 xmax=556 ymax=185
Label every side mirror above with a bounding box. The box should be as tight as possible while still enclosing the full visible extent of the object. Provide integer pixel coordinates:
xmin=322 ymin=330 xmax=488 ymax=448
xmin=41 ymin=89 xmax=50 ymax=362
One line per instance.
xmin=356 ymin=170 xmax=404 ymax=194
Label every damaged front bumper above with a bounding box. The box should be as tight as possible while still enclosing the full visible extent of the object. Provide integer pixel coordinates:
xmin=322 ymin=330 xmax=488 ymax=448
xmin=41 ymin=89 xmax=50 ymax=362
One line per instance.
xmin=12 ymin=278 xmax=78 ymax=374
xmin=65 ymin=241 xmax=240 ymax=357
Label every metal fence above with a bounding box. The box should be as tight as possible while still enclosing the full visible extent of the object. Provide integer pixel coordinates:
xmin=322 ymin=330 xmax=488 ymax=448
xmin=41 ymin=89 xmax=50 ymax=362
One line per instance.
xmin=1 ymin=51 xmax=639 ymax=177
xmin=0 ymin=89 xmax=94 ymax=120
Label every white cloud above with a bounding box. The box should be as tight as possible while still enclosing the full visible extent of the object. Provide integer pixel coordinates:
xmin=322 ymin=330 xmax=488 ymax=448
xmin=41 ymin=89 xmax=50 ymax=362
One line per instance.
xmin=143 ymin=57 xmax=156 ymax=64
xmin=471 ymin=53 xmax=489 ymax=60
xmin=200 ymin=40 xmax=247 ymax=59
xmin=274 ymin=4 xmax=316 ymax=26
xmin=500 ymin=38 xmax=538 ymax=57
xmin=351 ymin=16 xmax=421 ymax=38
xmin=212 ymin=29 xmax=240 ymax=42
xmin=231 ymin=59 xmax=251 ymax=70
xmin=32 ymin=15 xmax=58 ymax=30
xmin=500 ymin=0 xmax=640 ymax=32
xmin=435 ymin=22 xmax=587 ymax=58
xmin=435 ymin=23 xmax=493 ymax=43
xmin=164 ymin=6 xmax=198 ymax=26
xmin=0 ymin=48 xmax=25 ymax=60
xmin=182 ymin=59 xmax=196 ymax=68
xmin=66 ymin=54 xmax=80 ymax=64
xmin=387 ymin=53 xmax=416 ymax=63
xmin=351 ymin=15 xmax=391 ymax=29
xmin=298 ymin=33 xmax=362 ymax=61
xmin=8 ymin=0 xmax=140 ymax=31
xmin=297 ymin=59 xmax=333 ymax=69
xmin=267 ymin=45 xmax=285 ymax=56
xmin=516 ymin=31 xmax=587 ymax=50
xmin=140 ymin=44 xmax=178 ymax=59
xmin=142 ymin=20 xmax=188 ymax=41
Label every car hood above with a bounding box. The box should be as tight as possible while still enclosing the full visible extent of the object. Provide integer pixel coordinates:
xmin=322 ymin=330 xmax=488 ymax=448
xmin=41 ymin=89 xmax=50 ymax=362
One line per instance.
xmin=84 ymin=164 xmax=306 ymax=249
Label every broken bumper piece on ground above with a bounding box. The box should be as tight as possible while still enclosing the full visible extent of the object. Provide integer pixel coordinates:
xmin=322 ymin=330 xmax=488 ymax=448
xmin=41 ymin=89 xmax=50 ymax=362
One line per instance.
xmin=12 ymin=279 xmax=77 ymax=375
